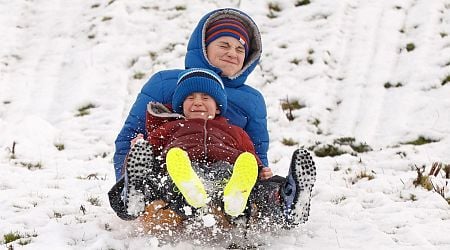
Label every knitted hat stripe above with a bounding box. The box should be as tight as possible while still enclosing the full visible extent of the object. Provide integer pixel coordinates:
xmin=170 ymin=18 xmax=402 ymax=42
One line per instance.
xmin=205 ymin=18 xmax=250 ymax=57
xmin=208 ymin=18 xmax=247 ymax=32
xmin=206 ymin=23 xmax=250 ymax=43
xmin=206 ymin=28 xmax=249 ymax=45
xmin=172 ymin=68 xmax=227 ymax=114
xmin=178 ymin=71 xmax=224 ymax=89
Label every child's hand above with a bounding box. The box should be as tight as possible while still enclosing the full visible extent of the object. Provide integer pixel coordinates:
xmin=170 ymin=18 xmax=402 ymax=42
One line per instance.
xmin=130 ymin=133 xmax=144 ymax=146
xmin=259 ymin=167 xmax=273 ymax=180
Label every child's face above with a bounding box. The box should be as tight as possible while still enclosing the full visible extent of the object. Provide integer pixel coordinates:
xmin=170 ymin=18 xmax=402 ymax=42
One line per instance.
xmin=183 ymin=92 xmax=220 ymax=120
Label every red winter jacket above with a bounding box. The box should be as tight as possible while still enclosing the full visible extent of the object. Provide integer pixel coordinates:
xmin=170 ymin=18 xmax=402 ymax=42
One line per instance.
xmin=146 ymin=102 xmax=263 ymax=168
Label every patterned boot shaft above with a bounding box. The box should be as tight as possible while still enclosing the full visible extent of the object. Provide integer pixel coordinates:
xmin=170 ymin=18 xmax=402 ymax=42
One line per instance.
xmin=125 ymin=139 xmax=156 ymax=216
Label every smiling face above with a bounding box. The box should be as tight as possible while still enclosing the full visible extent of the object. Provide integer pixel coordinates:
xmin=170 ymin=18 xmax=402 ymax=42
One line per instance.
xmin=182 ymin=92 xmax=220 ymax=120
xmin=206 ymin=36 xmax=246 ymax=77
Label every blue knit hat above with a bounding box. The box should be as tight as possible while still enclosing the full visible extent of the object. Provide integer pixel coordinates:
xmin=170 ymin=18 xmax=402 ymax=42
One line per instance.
xmin=172 ymin=68 xmax=227 ymax=114
xmin=205 ymin=18 xmax=250 ymax=58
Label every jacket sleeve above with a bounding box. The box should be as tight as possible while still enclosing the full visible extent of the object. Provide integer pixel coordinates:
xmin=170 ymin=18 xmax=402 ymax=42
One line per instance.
xmin=245 ymin=90 xmax=269 ymax=167
xmin=239 ymin=128 xmax=265 ymax=169
xmin=113 ymin=72 xmax=168 ymax=180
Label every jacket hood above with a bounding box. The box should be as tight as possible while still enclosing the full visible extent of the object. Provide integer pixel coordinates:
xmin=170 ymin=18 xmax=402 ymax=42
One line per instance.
xmin=185 ymin=8 xmax=262 ymax=88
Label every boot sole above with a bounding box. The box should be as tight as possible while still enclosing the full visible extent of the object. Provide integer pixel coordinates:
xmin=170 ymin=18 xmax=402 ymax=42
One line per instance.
xmin=166 ymin=148 xmax=208 ymax=208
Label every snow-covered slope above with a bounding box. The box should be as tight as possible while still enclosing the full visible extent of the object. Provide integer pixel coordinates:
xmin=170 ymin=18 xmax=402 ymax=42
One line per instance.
xmin=1 ymin=0 xmax=449 ymax=249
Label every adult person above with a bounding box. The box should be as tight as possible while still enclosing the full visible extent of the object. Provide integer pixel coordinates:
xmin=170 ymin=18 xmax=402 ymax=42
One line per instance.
xmin=113 ymin=8 xmax=270 ymax=182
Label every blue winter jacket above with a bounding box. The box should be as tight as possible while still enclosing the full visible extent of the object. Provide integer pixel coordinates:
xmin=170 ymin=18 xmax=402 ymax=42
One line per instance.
xmin=113 ymin=8 xmax=268 ymax=180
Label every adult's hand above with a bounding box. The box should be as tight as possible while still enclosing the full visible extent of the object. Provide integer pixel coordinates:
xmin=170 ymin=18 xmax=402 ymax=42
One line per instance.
xmin=130 ymin=133 xmax=144 ymax=146
xmin=259 ymin=167 xmax=273 ymax=180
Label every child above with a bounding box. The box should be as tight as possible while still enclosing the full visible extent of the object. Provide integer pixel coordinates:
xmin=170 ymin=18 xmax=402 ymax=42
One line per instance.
xmin=109 ymin=68 xmax=316 ymax=233
xmin=128 ymin=68 xmax=264 ymax=218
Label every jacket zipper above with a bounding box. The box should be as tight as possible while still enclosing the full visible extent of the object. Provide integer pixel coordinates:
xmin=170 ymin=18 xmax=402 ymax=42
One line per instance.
xmin=203 ymin=119 xmax=208 ymax=161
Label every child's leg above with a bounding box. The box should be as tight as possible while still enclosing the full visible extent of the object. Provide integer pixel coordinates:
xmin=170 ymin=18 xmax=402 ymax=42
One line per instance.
xmin=108 ymin=139 xmax=163 ymax=219
xmin=283 ymin=149 xmax=317 ymax=227
xmin=108 ymin=177 xmax=135 ymax=220
xmin=125 ymin=139 xmax=156 ymax=216
xmin=223 ymin=152 xmax=258 ymax=217
xmin=248 ymin=177 xmax=286 ymax=229
xmin=166 ymin=147 xmax=208 ymax=208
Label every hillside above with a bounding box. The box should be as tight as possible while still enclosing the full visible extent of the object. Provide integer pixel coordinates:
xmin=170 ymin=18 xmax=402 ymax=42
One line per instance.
xmin=1 ymin=0 xmax=449 ymax=249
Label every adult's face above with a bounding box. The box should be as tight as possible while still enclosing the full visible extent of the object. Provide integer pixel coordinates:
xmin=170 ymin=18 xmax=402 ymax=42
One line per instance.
xmin=206 ymin=36 xmax=245 ymax=77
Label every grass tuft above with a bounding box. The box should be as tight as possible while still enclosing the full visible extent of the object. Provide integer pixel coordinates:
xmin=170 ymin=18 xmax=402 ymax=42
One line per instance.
xmin=334 ymin=137 xmax=372 ymax=153
xmin=88 ymin=196 xmax=102 ymax=206
xmin=281 ymin=99 xmax=304 ymax=111
xmin=295 ymin=0 xmax=311 ymax=7
xmin=281 ymin=138 xmax=297 ymax=146
xmin=402 ymin=136 xmax=438 ymax=145
xmin=384 ymin=82 xmax=403 ymax=88
xmin=406 ymin=43 xmax=415 ymax=52
xmin=313 ymin=144 xmax=346 ymax=157
xmin=357 ymin=169 xmax=375 ymax=180
xmin=442 ymin=75 xmax=450 ymax=86
xmin=175 ymin=5 xmax=186 ymax=11
xmin=101 ymin=16 xmax=112 ymax=22
xmin=281 ymin=98 xmax=305 ymax=121
xmin=413 ymin=167 xmax=433 ymax=190
xmin=4 ymin=232 xmax=21 ymax=244
xmin=54 ymin=143 xmax=65 ymax=151
xmin=133 ymin=72 xmax=146 ymax=80
xmin=76 ymin=103 xmax=96 ymax=117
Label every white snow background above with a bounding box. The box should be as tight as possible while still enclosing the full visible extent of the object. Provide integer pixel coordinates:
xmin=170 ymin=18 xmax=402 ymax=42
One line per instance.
xmin=1 ymin=0 xmax=449 ymax=249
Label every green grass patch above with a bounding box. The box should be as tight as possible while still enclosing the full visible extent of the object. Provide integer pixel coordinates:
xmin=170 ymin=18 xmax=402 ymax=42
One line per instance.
xmin=76 ymin=103 xmax=96 ymax=117
xmin=384 ymin=82 xmax=403 ymax=88
xmin=295 ymin=0 xmax=311 ymax=7
xmin=17 ymin=161 xmax=42 ymax=170
xmin=4 ymin=231 xmax=21 ymax=244
xmin=406 ymin=43 xmax=415 ymax=52
xmin=175 ymin=5 xmax=186 ymax=11
xmin=281 ymin=138 xmax=297 ymax=146
xmin=268 ymin=2 xmax=282 ymax=12
xmin=133 ymin=72 xmax=146 ymax=80
xmin=54 ymin=143 xmax=65 ymax=151
xmin=442 ymin=75 xmax=450 ymax=86
xmin=3 ymin=231 xmax=37 ymax=245
xmin=334 ymin=137 xmax=372 ymax=153
xmin=313 ymin=144 xmax=346 ymax=157
xmin=290 ymin=58 xmax=300 ymax=65
xmin=357 ymin=169 xmax=375 ymax=180
xmin=101 ymin=16 xmax=112 ymax=22
xmin=402 ymin=136 xmax=438 ymax=145
xmin=281 ymin=99 xmax=304 ymax=111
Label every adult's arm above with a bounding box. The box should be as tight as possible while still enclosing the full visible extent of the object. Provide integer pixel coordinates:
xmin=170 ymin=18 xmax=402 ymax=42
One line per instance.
xmin=245 ymin=90 xmax=269 ymax=167
xmin=113 ymin=70 xmax=179 ymax=180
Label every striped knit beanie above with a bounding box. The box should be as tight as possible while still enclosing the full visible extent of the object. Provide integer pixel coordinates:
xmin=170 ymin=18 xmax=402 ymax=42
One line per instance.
xmin=205 ymin=18 xmax=250 ymax=58
xmin=172 ymin=68 xmax=227 ymax=114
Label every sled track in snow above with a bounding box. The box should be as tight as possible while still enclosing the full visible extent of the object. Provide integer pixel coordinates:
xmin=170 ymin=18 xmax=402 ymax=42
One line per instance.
xmin=324 ymin=0 xmax=447 ymax=147
xmin=326 ymin=0 xmax=399 ymax=145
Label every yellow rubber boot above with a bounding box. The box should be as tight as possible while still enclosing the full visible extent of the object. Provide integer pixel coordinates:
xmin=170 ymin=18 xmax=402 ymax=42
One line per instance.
xmin=166 ymin=148 xmax=208 ymax=208
xmin=223 ymin=152 xmax=258 ymax=217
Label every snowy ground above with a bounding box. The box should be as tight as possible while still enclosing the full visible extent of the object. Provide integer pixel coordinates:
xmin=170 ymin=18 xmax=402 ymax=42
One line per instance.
xmin=1 ymin=0 xmax=449 ymax=249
